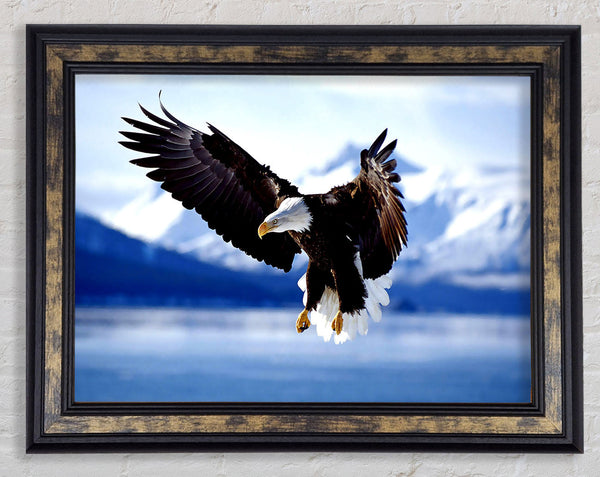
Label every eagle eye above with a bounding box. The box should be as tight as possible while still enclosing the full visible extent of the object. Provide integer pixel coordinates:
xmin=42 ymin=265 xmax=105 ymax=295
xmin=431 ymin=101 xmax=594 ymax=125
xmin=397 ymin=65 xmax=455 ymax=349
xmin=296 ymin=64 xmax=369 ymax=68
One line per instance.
xmin=273 ymin=219 xmax=279 ymax=224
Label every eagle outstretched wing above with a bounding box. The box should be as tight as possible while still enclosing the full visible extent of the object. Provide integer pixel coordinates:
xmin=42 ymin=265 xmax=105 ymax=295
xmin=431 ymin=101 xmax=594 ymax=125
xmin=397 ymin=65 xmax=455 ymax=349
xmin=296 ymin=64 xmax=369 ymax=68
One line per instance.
xmin=119 ymin=99 xmax=301 ymax=272
xmin=334 ymin=129 xmax=408 ymax=279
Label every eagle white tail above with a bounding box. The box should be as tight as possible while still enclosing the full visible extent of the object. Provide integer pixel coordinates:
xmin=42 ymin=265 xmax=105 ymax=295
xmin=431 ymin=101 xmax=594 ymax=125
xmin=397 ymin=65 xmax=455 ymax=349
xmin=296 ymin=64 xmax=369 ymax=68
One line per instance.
xmin=297 ymin=254 xmax=392 ymax=344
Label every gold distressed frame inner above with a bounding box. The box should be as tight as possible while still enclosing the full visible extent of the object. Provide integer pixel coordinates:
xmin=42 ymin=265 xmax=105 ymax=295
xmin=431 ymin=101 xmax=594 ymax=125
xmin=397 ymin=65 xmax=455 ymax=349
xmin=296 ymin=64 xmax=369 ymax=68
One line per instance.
xmin=42 ymin=43 xmax=563 ymax=436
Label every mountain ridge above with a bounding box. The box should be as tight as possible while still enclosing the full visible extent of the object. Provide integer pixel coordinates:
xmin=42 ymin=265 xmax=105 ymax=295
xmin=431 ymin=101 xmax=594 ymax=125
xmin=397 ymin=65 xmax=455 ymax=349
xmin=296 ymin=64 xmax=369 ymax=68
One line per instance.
xmin=78 ymin=140 xmax=531 ymax=314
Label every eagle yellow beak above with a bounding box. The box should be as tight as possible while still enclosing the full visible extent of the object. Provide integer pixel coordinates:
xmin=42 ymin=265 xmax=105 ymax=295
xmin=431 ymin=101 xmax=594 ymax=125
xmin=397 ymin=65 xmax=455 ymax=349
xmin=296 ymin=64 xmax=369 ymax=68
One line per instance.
xmin=258 ymin=222 xmax=275 ymax=239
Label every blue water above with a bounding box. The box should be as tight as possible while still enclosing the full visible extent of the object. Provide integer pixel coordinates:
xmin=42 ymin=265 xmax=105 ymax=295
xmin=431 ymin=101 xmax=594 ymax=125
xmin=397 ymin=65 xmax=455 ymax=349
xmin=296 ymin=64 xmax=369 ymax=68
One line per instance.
xmin=74 ymin=307 xmax=531 ymax=403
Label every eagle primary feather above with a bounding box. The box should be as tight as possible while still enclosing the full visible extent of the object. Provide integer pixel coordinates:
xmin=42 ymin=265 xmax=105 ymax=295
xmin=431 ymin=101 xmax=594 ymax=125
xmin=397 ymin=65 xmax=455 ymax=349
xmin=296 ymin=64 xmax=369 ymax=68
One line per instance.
xmin=120 ymin=98 xmax=407 ymax=343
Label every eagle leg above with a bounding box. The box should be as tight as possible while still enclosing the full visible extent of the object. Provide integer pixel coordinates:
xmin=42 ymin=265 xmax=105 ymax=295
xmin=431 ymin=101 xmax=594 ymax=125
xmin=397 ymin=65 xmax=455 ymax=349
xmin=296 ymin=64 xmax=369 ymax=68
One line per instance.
xmin=296 ymin=309 xmax=311 ymax=333
xmin=331 ymin=311 xmax=343 ymax=335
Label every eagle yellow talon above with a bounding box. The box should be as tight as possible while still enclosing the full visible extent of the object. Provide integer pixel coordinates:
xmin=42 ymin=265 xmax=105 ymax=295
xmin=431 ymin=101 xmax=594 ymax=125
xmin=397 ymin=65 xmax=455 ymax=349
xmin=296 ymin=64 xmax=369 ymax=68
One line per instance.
xmin=296 ymin=309 xmax=311 ymax=333
xmin=332 ymin=311 xmax=343 ymax=335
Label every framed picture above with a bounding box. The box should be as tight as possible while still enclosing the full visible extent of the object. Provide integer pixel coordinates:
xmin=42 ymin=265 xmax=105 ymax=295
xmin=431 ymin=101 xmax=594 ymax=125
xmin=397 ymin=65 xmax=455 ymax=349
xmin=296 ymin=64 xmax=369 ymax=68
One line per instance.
xmin=26 ymin=25 xmax=582 ymax=452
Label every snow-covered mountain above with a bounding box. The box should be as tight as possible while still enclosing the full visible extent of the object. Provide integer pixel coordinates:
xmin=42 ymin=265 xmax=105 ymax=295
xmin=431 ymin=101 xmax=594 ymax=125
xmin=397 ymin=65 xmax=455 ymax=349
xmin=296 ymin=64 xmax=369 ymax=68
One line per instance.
xmin=396 ymin=166 xmax=530 ymax=290
xmin=99 ymin=142 xmax=530 ymax=291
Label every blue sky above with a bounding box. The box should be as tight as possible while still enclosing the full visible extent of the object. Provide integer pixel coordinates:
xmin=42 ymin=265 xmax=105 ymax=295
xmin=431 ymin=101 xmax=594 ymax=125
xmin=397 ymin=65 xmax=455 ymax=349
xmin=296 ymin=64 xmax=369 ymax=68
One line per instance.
xmin=75 ymin=74 xmax=530 ymax=218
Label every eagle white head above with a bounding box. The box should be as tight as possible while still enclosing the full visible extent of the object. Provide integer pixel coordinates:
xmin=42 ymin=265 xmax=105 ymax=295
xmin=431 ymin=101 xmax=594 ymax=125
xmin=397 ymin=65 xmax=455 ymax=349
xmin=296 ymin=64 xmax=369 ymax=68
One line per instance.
xmin=258 ymin=197 xmax=312 ymax=238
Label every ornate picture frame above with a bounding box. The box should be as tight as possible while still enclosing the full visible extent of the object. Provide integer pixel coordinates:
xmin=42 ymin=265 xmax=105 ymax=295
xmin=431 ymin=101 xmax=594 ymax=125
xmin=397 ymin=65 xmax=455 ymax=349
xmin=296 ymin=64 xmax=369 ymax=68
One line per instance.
xmin=26 ymin=25 xmax=582 ymax=452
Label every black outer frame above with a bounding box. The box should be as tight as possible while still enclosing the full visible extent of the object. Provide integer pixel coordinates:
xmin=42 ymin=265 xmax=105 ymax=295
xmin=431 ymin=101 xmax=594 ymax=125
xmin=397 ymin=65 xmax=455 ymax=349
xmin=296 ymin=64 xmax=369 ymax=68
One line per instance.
xmin=25 ymin=25 xmax=582 ymax=453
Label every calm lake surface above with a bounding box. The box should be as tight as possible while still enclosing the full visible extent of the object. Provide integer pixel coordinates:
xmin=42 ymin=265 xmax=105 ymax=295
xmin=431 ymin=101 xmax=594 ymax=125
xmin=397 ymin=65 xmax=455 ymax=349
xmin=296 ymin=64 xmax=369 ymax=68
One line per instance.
xmin=74 ymin=307 xmax=531 ymax=403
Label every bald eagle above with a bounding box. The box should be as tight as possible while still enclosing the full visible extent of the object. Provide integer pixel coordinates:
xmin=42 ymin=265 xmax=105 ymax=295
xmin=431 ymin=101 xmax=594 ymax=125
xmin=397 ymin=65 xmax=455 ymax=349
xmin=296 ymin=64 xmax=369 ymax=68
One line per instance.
xmin=120 ymin=99 xmax=407 ymax=343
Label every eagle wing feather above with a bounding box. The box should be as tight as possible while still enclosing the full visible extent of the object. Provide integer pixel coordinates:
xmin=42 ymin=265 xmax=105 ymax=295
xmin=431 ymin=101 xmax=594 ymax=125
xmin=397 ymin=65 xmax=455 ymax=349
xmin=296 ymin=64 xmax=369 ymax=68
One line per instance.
xmin=120 ymin=99 xmax=301 ymax=272
xmin=332 ymin=129 xmax=407 ymax=279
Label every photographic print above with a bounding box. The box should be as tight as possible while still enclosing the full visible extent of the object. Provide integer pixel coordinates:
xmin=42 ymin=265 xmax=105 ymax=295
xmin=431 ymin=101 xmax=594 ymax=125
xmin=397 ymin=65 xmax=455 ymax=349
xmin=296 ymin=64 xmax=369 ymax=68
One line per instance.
xmin=74 ymin=74 xmax=532 ymax=403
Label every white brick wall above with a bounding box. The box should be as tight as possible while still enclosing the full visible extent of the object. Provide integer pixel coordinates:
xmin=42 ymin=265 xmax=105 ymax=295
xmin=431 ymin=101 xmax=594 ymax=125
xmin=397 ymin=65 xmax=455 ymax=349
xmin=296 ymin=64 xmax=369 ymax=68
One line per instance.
xmin=1 ymin=1 xmax=597 ymax=475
